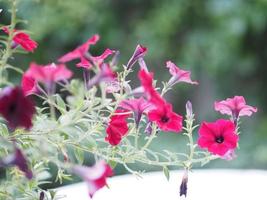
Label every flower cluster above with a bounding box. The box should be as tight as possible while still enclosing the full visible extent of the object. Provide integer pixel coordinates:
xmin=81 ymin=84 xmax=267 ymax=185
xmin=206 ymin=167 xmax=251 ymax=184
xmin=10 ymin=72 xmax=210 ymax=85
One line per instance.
xmin=0 ymin=3 xmax=258 ymax=200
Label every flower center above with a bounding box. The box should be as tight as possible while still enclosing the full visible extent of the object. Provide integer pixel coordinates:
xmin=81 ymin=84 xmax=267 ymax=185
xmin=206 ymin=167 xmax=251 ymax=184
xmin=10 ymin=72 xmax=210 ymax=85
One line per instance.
xmin=9 ymin=103 xmax=17 ymax=114
xmin=161 ymin=116 xmax=169 ymax=123
xmin=215 ymin=136 xmax=224 ymax=144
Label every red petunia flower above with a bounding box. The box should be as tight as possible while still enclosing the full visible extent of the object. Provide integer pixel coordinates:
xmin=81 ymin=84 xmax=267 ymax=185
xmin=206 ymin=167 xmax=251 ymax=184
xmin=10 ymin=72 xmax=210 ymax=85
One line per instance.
xmin=0 ymin=146 xmax=33 ymax=179
xmin=126 ymin=44 xmax=147 ymax=70
xmin=0 ymin=86 xmax=35 ymax=130
xmin=138 ymin=69 xmax=163 ymax=105
xmin=120 ymin=97 xmax=154 ymax=127
xmin=72 ymin=160 xmax=113 ymax=198
xmin=2 ymin=27 xmax=38 ymax=52
xmin=22 ymin=62 xmax=73 ymax=94
xmin=198 ymin=119 xmax=239 ymax=156
xmin=214 ymin=96 xmax=257 ymax=122
xmin=166 ymin=61 xmax=198 ymax=86
xmin=105 ymin=110 xmax=130 ymax=146
xmin=148 ymin=102 xmax=183 ymax=133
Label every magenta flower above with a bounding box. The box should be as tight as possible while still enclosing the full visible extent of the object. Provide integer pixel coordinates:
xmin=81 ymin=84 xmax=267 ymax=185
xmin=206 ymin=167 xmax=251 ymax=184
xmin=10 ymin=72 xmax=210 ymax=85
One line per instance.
xmin=0 ymin=147 xmax=33 ymax=179
xmin=166 ymin=61 xmax=198 ymax=86
xmin=0 ymin=86 xmax=35 ymax=130
xmin=214 ymin=96 xmax=257 ymax=123
xmin=198 ymin=119 xmax=239 ymax=156
xmin=72 ymin=160 xmax=113 ymax=198
xmin=22 ymin=62 xmax=73 ymax=94
xmin=148 ymin=102 xmax=183 ymax=133
xmin=105 ymin=109 xmax=130 ymax=146
xmin=126 ymin=44 xmax=147 ymax=70
xmin=2 ymin=27 xmax=38 ymax=52
xmin=120 ymin=97 xmax=154 ymax=127
xmin=58 ymin=34 xmax=100 ymax=68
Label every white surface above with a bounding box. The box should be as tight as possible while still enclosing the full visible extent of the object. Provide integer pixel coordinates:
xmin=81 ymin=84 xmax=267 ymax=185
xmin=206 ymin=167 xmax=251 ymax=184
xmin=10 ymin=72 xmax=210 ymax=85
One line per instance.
xmin=56 ymin=169 xmax=267 ymax=200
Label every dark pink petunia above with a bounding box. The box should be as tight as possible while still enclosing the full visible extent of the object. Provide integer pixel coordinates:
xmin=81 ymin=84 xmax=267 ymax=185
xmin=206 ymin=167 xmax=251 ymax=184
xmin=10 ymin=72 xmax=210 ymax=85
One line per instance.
xmin=197 ymin=119 xmax=239 ymax=156
xmin=105 ymin=110 xmax=130 ymax=146
xmin=148 ymin=102 xmax=183 ymax=133
xmin=21 ymin=74 xmax=38 ymax=96
xmin=166 ymin=61 xmax=198 ymax=86
xmin=214 ymin=96 xmax=257 ymax=122
xmin=0 ymin=86 xmax=35 ymax=130
xmin=126 ymin=44 xmax=147 ymax=70
xmin=58 ymin=34 xmax=100 ymax=68
xmin=138 ymin=69 xmax=164 ymax=105
xmin=72 ymin=160 xmax=113 ymax=198
xmin=120 ymin=97 xmax=154 ymax=127
xmin=2 ymin=27 xmax=38 ymax=52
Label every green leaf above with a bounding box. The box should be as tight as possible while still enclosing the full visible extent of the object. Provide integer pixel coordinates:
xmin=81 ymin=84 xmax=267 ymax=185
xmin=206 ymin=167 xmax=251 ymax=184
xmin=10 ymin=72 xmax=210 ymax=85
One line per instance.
xmin=74 ymin=148 xmax=84 ymax=165
xmin=163 ymin=166 xmax=170 ymax=181
xmin=0 ymin=124 xmax=9 ymax=136
xmin=56 ymin=94 xmax=66 ymax=114
xmin=108 ymin=160 xmax=117 ymax=169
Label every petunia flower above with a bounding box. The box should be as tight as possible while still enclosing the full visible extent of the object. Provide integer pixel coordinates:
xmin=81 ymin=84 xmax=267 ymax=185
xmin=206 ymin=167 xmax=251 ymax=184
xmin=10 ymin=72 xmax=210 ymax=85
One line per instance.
xmin=120 ymin=97 xmax=154 ymax=128
xmin=166 ymin=61 xmax=198 ymax=86
xmin=0 ymin=86 xmax=35 ymax=130
xmin=22 ymin=62 xmax=73 ymax=94
xmin=105 ymin=110 xmax=130 ymax=146
xmin=214 ymin=96 xmax=257 ymax=123
xmin=2 ymin=26 xmax=38 ymax=52
xmin=58 ymin=34 xmax=100 ymax=68
xmin=138 ymin=69 xmax=163 ymax=105
xmin=126 ymin=44 xmax=147 ymax=70
xmin=72 ymin=160 xmax=113 ymax=198
xmin=198 ymin=119 xmax=239 ymax=156
xmin=148 ymin=102 xmax=183 ymax=133
xmin=0 ymin=146 xmax=33 ymax=179
xmin=88 ymin=63 xmax=117 ymax=89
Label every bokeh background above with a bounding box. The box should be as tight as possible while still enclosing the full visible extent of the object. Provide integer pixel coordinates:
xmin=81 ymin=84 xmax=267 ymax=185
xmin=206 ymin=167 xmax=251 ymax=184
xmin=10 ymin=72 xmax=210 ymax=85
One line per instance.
xmin=0 ymin=0 xmax=266 ymax=180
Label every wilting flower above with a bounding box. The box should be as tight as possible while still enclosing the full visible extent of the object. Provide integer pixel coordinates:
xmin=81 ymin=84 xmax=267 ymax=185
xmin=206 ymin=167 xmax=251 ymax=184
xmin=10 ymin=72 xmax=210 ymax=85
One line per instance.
xmin=0 ymin=147 xmax=33 ymax=179
xmin=144 ymin=121 xmax=153 ymax=135
xmin=105 ymin=80 xmax=120 ymax=93
xmin=214 ymin=96 xmax=257 ymax=123
xmin=72 ymin=160 xmax=113 ymax=198
xmin=22 ymin=62 xmax=73 ymax=94
xmin=105 ymin=110 xmax=130 ymax=146
xmin=0 ymin=86 xmax=35 ymax=130
xmin=58 ymin=34 xmax=100 ymax=68
xmin=148 ymin=102 xmax=183 ymax=133
xmin=2 ymin=27 xmax=37 ymax=52
xmin=126 ymin=44 xmax=147 ymax=70
xmin=166 ymin=61 xmax=198 ymax=86
xmin=198 ymin=119 xmax=239 ymax=156
xmin=179 ymin=170 xmax=188 ymax=197
xmin=88 ymin=63 xmax=117 ymax=89
xmin=120 ymin=97 xmax=154 ymax=127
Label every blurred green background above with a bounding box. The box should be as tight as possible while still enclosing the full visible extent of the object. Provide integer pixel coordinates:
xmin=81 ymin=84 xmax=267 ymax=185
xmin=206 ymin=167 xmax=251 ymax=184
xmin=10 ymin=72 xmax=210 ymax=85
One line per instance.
xmin=0 ymin=0 xmax=266 ymax=173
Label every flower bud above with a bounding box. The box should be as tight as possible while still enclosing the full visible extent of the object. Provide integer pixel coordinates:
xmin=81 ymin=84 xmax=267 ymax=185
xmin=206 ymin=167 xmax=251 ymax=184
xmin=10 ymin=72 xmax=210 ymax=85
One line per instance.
xmin=179 ymin=170 xmax=188 ymax=197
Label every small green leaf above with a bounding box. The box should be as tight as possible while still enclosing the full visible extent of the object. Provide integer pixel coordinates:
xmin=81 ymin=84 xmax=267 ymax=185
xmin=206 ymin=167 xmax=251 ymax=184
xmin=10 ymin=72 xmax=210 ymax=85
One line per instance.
xmin=0 ymin=124 xmax=9 ymax=136
xmin=74 ymin=148 xmax=84 ymax=164
xmin=163 ymin=166 xmax=170 ymax=181
xmin=56 ymin=95 xmax=66 ymax=114
xmin=108 ymin=160 xmax=117 ymax=169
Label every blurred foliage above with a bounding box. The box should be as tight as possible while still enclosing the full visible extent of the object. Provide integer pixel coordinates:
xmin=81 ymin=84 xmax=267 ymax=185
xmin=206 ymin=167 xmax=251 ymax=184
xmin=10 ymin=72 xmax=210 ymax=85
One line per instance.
xmin=0 ymin=0 xmax=266 ymax=170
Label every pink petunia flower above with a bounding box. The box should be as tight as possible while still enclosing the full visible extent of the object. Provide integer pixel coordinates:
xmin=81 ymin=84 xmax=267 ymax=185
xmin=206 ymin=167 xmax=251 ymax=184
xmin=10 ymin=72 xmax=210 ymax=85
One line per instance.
xmin=0 ymin=146 xmax=33 ymax=179
xmin=166 ymin=61 xmax=198 ymax=86
xmin=72 ymin=160 xmax=113 ymax=198
xmin=2 ymin=27 xmax=38 ymax=52
xmin=198 ymin=119 xmax=239 ymax=156
xmin=148 ymin=102 xmax=183 ymax=133
xmin=0 ymin=86 xmax=35 ymax=130
xmin=22 ymin=62 xmax=73 ymax=94
xmin=126 ymin=44 xmax=147 ymax=70
xmin=214 ymin=96 xmax=257 ymax=123
xmin=105 ymin=110 xmax=130 ymax=146
xmin=58 ymin=34 xmax=100 ymax=68
xmin=120 ymin=97 xmax=154 ymax=127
